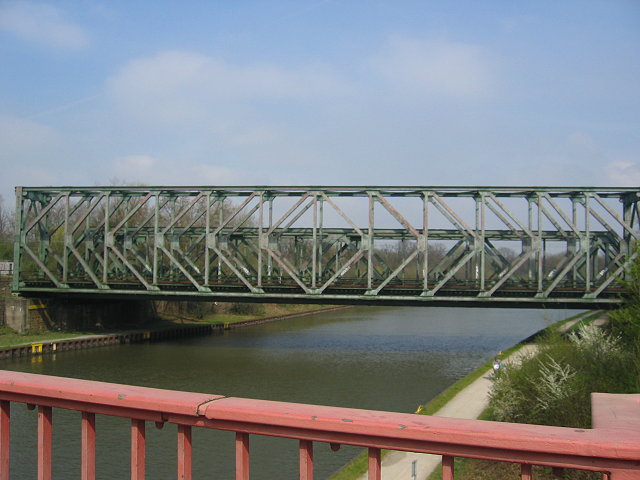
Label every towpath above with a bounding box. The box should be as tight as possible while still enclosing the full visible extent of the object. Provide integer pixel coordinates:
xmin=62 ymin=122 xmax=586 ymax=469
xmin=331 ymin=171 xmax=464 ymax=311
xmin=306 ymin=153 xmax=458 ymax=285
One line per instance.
xmin=354 ymin=311 xmax=606 ymax=480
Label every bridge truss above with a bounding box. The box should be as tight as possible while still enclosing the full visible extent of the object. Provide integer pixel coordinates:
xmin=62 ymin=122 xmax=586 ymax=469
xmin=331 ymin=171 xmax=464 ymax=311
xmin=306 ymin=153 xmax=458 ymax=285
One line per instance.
xmin=13 ymin=186 xmax=640 ymax=308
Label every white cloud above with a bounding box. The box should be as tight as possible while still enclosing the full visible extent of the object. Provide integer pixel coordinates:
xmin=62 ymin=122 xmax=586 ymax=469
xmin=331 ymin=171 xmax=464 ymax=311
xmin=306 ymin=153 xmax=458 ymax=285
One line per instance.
xmin=369 ymin=36 xmax=494 ymax=98
xmin=109 ymin=154 xmax=263 ymax=186
xmin=107 ymin=50 xmax=347 ymax=125
xmin=111 ymin=154 xmax=157 ymax=181
xmin=606 ymin=162 xmax=640 ymax=186
xmin=0 ymin=1 xmax=89 ymax=50
xmin=0 ymin=114 xmax=74 ymax=199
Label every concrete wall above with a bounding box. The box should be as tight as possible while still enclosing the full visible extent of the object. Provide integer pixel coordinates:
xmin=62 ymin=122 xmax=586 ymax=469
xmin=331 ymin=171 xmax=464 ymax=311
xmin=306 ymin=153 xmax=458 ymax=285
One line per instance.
xmin=3 ymin=294 xmax=154 ymax=333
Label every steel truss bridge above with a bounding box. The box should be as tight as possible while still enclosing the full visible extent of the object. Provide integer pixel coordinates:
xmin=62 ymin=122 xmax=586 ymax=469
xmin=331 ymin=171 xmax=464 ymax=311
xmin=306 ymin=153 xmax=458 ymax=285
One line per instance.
xmin=12 ymin=186 xmax=640 ymax=308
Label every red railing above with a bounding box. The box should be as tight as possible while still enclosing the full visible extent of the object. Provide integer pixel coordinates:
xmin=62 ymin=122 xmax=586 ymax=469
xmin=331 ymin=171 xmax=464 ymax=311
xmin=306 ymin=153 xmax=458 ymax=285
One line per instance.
xmin=0 ymin=370 xmax=637 ymax=479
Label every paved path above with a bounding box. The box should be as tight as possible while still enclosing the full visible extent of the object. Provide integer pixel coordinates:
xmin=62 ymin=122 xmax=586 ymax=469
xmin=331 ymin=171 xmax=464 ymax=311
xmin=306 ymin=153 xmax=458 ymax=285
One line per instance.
xmin=353 ymin=310 xmax=604 ymax=480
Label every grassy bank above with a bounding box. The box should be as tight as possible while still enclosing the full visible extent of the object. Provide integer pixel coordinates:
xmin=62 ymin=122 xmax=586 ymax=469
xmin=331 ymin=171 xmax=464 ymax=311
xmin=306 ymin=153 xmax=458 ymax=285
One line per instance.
xmin=158 ymin=303 xmax=340 ymax=325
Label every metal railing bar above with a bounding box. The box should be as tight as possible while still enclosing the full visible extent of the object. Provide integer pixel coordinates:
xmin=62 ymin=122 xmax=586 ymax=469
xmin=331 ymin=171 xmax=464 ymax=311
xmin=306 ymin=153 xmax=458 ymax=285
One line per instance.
xmin=81 ymin=411 xmax=96 ymax=480
xmin=236 ymin=432 xmax=250 ymax=480
xmin=0 ymin=371 xmax=638 ymax=477
xmin=38 ymin=405 xmax=53 ymax=480
xmin=177 ymin=425 xmax=192 ymax=480
xmin=368 ymin=447 xmax=381 ymax=480
xmin=131 ymin=419 xmax=146 ymax=480
xmin=299 ymin=439 xmax=313 ymax=480
xmin=442 ymin=455 xmax=454 ymax=480
xmin=0 ymin=401 xmax=9 ymax=479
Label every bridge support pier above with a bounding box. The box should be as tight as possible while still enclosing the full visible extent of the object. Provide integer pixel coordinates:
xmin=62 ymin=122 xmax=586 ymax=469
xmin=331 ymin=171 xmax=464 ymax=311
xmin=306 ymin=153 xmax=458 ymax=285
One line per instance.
xmin=3 ymin=297 xmax=154 ymax=333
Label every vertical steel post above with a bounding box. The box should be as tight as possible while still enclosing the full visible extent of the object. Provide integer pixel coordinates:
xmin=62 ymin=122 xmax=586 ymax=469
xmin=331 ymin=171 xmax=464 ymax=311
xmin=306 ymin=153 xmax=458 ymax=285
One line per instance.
xmin=12 ymin=187 xmax=24 ymax=291
xmin=258 ymin=193 xmax=264 ymax=288
xmin=423 ymin=192 xmax=429 ymax=291
xmin=204 ymin=193 xmax=211 ymax=286
xmin=63 ymin=194 xmax=69 ymax=283
xmin=367 ymin=193 xmax=374 ymax=290
xmin=177 ymin=425 xmax=192 ymax=480
xmin=312 ymin=195 xmax=318 ymax=289
xmin=571 ymin=197 xmax=578 ymax=287
xmin=368 ymin=447 xmax=381 ymax=480
xmin=268 ymin=197 xmax=273 ymax=279
xmin=537 ymin=194 xmax=543 ymax=292
xmin=235 ymin=432 xmax=250 ymax=480
xmin=521 ymin=463 xmax=533 ymax=480
xmin=442 ymin=455 xmax=454 ymax=480
xmin=218 ymin=197 xmax=224 ymax=281
xmin=152 ymin=193 xmax=159 ymax=286
xmin=478 ymin=194 xmax=486 ymax=291
xmin=0 ymin=401 xmax=9 ymax=480
xmin=81 ymin=411 xmax=96 ymax=480
xmin=299 ymin=439 xmax=313 ymax=480
xmin=38 ymin=405 xmax=53 ymax=480
xmin=318 ymin=197 xmax=324 ymax=282
xmin=585 ymin=194 xmax=591 ymax=292
xmin=131 ymin=419 xmax=146 ymax=480
xmin=102 ymin=193 xmax=110 ymax=285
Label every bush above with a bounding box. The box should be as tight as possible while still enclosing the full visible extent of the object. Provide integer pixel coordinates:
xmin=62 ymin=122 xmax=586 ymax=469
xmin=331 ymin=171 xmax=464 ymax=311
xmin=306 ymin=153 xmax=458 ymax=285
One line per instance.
xmin=488 ymin=325 xmax=635 ymax=429
xmin=228 ymin=302 xmax=265 ymax=316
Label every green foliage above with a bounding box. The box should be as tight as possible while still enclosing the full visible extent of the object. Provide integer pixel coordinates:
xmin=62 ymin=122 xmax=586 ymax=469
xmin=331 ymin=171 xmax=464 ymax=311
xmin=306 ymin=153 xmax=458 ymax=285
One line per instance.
xmin=609 ymin=245 xmax=640 ymax=347
xmin=228 ymin=302 xmax=265 ymax=316
xmin=488 ymin=326 xmax=635 ymax=429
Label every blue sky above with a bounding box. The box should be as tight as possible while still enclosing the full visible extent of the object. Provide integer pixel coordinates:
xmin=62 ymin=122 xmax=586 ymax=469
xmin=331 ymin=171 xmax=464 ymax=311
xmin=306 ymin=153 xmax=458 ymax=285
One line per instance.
xmin=0 ymin=1 xmax=639 ymax=202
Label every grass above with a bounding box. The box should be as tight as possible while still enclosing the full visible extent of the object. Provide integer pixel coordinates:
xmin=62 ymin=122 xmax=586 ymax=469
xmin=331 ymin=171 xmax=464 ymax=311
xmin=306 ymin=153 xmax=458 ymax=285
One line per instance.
xmin=0 ymin=326 xmax=97 ymax=347
xmin=159 ymin=303 xmax=341 ymax=326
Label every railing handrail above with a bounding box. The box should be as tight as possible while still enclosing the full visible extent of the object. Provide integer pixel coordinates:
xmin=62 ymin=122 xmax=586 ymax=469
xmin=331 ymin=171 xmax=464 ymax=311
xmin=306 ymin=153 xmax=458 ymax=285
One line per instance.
xmin=0 ymin=369 xmax=639 ymax=479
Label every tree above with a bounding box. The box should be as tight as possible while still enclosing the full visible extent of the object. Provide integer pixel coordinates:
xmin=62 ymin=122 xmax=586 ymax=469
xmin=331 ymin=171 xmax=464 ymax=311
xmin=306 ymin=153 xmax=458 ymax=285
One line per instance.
xmin=0 ymin=195 xmax=14 ymax=260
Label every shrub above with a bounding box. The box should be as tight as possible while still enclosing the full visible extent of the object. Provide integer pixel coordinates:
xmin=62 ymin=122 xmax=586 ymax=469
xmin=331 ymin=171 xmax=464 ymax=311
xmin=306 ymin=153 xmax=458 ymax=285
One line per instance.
xmin=488 ymin=325 xmax=635 ymax=429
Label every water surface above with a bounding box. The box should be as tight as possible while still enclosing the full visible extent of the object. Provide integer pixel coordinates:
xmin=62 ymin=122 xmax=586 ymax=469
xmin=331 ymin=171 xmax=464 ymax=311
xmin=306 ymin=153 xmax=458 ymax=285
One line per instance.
xmin=3 ymin=306 xmax=579 ymax=479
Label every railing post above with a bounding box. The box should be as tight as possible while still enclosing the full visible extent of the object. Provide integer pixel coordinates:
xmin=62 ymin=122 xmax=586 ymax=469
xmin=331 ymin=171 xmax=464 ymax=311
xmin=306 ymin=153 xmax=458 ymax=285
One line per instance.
xmin=177 ymin=425 xmax=192 ymax=480
xmin=38 ymin=405 xmax=53 ymax=480
xmin=131 ymin=419 xmax=146 ymax=480
xmin=442 ymin=455 xmax=454 ymax=480
xmin=368 ymin=447 xmax=381 ymax=480
xmin=521 ymin=463 xmax=532 ymax=480
xmin=299 ymin=440 xmax=313 ymax=480
xmin=236 ymin=432 xmax=250 ymax=480
xmin=0 ymin=401 xmax=9 ymax=479
xmin=81 ymin=412 xmax=96 ymax=480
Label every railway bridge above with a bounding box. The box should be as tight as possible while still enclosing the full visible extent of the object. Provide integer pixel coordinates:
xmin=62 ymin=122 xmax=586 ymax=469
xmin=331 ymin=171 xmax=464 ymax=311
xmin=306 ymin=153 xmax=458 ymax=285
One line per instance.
xmin=12 ymin=186 xmax=640 ymax=308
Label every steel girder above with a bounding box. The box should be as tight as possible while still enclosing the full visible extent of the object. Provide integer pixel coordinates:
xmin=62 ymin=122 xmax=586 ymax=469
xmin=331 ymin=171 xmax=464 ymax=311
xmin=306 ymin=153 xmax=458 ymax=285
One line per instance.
xmin=12 ymin=186 xmax=640 ymax=308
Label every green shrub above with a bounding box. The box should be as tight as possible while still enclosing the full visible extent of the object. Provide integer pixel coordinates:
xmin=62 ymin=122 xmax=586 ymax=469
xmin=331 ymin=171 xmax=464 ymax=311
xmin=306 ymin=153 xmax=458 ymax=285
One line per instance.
xmin=229 ymin=302 xmax=265 ymax=316
xmin=488 ymin=325 xmax=635 ymax=429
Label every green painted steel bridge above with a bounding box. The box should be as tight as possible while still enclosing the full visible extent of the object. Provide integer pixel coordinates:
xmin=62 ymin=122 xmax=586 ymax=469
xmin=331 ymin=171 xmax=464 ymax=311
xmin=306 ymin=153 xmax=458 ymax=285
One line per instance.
xmin=12 ymin=186 xmax=640 ymax=308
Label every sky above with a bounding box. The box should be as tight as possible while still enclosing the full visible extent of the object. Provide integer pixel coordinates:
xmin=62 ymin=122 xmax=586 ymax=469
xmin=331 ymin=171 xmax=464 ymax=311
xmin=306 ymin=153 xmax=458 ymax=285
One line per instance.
xmin=0 ymin=0 xmax=639 ymax=203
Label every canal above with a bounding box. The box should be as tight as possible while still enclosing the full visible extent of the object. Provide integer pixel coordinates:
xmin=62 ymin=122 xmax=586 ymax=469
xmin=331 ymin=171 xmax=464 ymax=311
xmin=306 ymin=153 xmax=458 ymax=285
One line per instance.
xmin=3 ymin=306 xmax=579 ymax=479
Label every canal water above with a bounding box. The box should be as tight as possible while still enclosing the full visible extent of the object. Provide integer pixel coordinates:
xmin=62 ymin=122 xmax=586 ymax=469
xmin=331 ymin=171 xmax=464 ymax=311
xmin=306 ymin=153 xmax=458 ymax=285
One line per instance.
xmin=2 ymin=306 xmax=579 ymax=479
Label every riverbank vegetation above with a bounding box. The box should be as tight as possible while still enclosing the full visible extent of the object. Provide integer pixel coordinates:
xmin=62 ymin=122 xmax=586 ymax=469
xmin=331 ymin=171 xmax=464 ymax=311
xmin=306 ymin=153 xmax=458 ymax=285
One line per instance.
xmin=433 ymin=258 xmax=640 ymax=479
